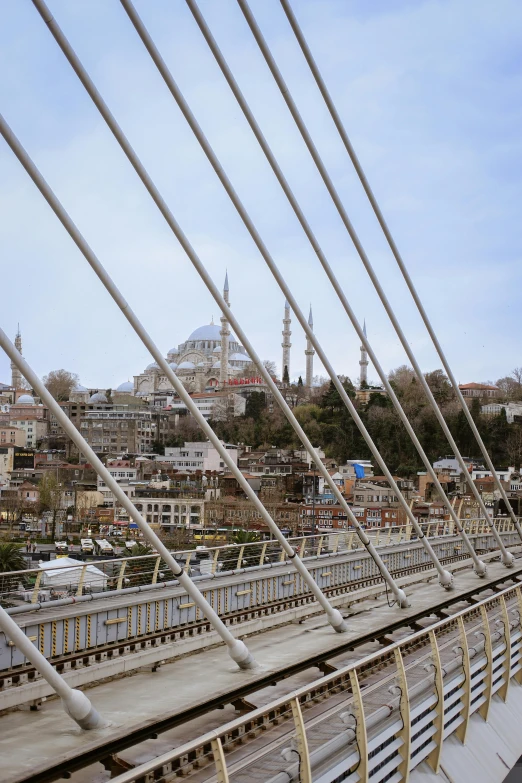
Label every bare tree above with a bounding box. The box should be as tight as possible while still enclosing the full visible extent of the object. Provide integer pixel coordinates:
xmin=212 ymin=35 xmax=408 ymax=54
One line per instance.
xmin=38 ymin=474 xmax=66 ymax=540
xmin=43 ymin=369 xmax=79 ymax=401
xmin=263 ymin=359 xmax=278 ymax=379
xmin=506 ymin=427 xmax=522 ymax=469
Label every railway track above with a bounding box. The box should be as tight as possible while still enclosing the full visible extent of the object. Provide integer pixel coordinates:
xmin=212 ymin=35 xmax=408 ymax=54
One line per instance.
xmin=15 ymin=550 xmax=522 ymax=783
xmin=0 ymin=550 xmax=473 ymax=691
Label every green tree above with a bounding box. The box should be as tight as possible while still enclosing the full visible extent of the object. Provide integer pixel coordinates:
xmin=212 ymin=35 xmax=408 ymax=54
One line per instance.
xmin=0 ymin=543 xmax=27 ymax=596
xmin=297 ymin=376 xmax=303 ymax=387
xmin=122 ymin=543 xmax=156 ymax=586
xmin=245 ymin=391 xmax=266 ymax=421
xmin=151 ymin=440 xmax=165 ymax=456
xmin=282 ymin=365 xmax=290 ymax=384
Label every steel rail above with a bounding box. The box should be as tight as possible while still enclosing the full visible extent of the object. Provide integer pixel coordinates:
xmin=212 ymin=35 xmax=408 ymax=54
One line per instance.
xmin=182 ymin=0 xmax=487 ymax=579
xmin=0 ymin=327 xmax=259 ymax=674
xmin=279 ymin=0 xmax=522 ymax=542
xmin=16 ymin=562 xmax=522 ymax=783
xmin=235 ymin=0 xmax=516 ymax=567
xmin=0 ymin=550 xmax=476 ymax=689
xmin=25 ymin=0 xmax=408 ymax=611
xmin=115 ymin=0 xmax=452 ymax=590
xmin=1 ymin=8 xmax=351 ymax=636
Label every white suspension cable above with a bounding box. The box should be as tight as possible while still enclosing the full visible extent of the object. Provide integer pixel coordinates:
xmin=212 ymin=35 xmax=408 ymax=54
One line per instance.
xmin=279 ymin=0 xmax=522 ymax=542
xmin=2 ymin=26 xmax=353 ymax=631
xmin=236 ymin=0 xmax=515 ymax=567
xmin=0 ymin=599 xmax=106 ymax=729
xmin=0 ymin=315 xmax=257 ymax=668
xmin=183 ymin=0 xmax=487 ymax=578
xmin=115 ymin=0 xmax=455 ymax=589
xmin=28 ymin=0 xmax=409 ymax=610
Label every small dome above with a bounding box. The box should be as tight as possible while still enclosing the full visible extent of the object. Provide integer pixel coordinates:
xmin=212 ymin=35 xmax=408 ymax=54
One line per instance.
xmin=145 ymin=362 xmax=160 ymax=372
xmin=89 ymin=392 xmax=108 ymax=403
xmin=72 ymin=384 xmax=88 ymax=392
xmin=168 ymin=362 xmax=178 ymax=370
xmin=229 ymin=353 xmax=250 ymax=362
xmin=116 ymin=381 xmax=134 ymax=392
xmin=213 ymin=346 xmax=221 ymax=353
xmin=17 ymin=394 xmax=35 ymax=405
xmin=178 ymin=361 xmax=195 ymax=370
xmin=167 ymin=347 xmax=180 ymax=355
xmin=196 ymin=362 xmax=206 ymax=367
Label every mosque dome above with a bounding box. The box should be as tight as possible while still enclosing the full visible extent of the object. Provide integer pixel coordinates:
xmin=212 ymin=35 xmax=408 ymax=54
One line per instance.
xmin=116 ymin=381 xmax=134 ymax=392
xmin=89 ymin=392 xmax=108 ymax=403
xmin=17 ymin=394 xmax=35 ymax=405
xmin=145 ymin=362 xmax=161 ymax=372
xmin=168 ymin=362 xmax=178 ymax=371
xmin=229 ymin=352 xmax=250 ymax=362
xmin=196 ymin=362 xmax=206 ymax=367
xmin=73 ymin=384 xmax=88 ymax=393
xmin=213 ymin=346 xmax=221 ymax=353
xmin=167 ymin=347 xmax=180 ymax=355
xmin=178 ymin=361 xmax=196 ymax=370
xmin=187 ymin=324 xmax=237 ymax=343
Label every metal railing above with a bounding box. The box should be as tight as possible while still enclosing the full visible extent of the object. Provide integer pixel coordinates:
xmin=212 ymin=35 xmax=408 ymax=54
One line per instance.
xmin=0 ymin=520 xmax=516 ymax=609
xmin=108 ymin=579 xmax=522 ymax=783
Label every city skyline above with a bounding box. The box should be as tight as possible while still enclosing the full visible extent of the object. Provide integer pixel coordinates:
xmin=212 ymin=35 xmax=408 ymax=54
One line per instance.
xmin=1 ymin=0 xmax=521 ymax=388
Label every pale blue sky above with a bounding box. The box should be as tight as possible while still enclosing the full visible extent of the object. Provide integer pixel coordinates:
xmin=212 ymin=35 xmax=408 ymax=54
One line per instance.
xmin=0 ymin=0 xmax=521 ymax=389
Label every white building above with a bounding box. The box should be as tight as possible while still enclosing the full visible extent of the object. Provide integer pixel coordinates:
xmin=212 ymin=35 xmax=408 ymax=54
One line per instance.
xmin=163 ymin=391 xmax=246 ymax=421
xmin=433 ymin=456 xmax=473 ymax=474
xmin=481 ymin=402 xmax=522 ymax=424
xmin=96 ymin=462 xmax=139 ymax=505
xmin=162 ymin=441 xmax=238 ymax=473
xmin=132 ymin=498 xmax=204 ymax=529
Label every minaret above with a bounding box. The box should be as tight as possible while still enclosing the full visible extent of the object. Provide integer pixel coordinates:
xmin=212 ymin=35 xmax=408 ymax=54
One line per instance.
xmin=11 ymin=325 xmax=23 ymax=390
xmin=359 ymin=318 xmax=368 ymax=387
xmin=281 ymin=299 xmax=291 ymax=382
xmin=219 ymin=272 xmax=230 ymax=387
xmin=305 ymin=305 xmax=315 ymax=388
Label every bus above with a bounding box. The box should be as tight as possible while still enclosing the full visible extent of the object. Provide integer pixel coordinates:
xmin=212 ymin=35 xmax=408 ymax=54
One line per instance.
xmin=94 ymin=539 xmax=114 ymax=556
xmin=80 ymin=538 xmax=94 ymax=554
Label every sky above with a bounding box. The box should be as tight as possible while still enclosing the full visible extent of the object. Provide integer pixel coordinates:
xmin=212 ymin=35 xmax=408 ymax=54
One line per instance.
xmin=0 ymin=0 xmax=521 ymax=390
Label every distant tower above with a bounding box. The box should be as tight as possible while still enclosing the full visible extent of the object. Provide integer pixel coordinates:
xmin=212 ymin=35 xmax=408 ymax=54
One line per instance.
xmin=305 ymin=305 xmax=315 ymax=389
xmin=359 ymin=319 xmax=368 ymax=387
xmin=281 ymin=300 xmax=292 ymax=382
xmin=220 ymin=272 xmax=230 ymax=387
xmin=11 ymin=325 xmax=23 ymax=390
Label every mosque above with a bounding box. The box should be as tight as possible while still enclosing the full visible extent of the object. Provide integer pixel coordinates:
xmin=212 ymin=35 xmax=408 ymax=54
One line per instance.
xmin=10 ymin=274 xmax=374 ymax=403
xmin=128 ymin=274 xmax=316 ymax=397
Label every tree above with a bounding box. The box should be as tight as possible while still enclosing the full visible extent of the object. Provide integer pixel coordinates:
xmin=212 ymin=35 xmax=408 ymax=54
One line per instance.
xmin=0 ymin=543 xmax=26 ymax=572
xmin=424 ymin=370 xmax=454 ymax=405
xmin=38 ymin=473 xmax=66 ymax=540
xmin=43 ymin=369 xmax=79 ymax=401
xmin=282 ymin=365 xmax=290 ymax=385
xmin=263 ymin=359 xmax=278 ymax=379
xmin=297 ymin=376 xmax=303 ymax=387
xmin=122 ymin=543 xmax=156 ymax=586
xmin=507 ymin=425 xmax=522 ymax=468
xmin=496 ymin=369 xmax=522 ymax=401
xmin=151 ymin=440 xmax=165 ymax=456
xmin=0 ymin=543 xmax=27 ymax=595
xmin=245 ymin=392 xmax=266 ymax=421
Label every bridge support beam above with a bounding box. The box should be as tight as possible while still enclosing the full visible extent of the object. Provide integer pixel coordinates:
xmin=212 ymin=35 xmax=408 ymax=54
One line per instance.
xmin=0 ymin=604 xmax=107 ymax=730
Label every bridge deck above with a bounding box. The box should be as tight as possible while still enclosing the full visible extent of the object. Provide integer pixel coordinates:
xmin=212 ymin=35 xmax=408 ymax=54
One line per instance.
xmin=2 ymin=552 xmax=522 ymax=783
